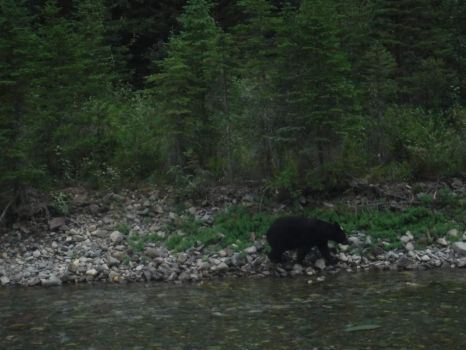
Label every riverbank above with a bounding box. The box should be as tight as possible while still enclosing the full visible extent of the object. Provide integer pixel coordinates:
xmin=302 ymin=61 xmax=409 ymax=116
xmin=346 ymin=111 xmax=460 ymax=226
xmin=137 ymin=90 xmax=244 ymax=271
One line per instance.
xmin=1 ymin=180 xmax=466 ymax=287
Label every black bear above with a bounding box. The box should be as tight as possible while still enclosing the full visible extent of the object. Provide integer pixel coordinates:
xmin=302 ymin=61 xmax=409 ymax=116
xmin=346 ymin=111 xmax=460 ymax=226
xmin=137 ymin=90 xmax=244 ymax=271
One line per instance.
xmin=266 ymin=217 xmax=348 ymax=264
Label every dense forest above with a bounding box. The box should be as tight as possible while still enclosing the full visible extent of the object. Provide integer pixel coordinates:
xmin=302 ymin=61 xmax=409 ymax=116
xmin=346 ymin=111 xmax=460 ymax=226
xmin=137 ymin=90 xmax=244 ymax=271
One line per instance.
xmin=1 ymin=0 xmax=466 ymax=217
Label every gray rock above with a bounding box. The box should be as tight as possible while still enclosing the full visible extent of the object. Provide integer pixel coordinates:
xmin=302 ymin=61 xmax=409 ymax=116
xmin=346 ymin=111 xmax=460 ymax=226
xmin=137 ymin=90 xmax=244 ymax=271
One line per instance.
xmin=88 ymin=204 xmax=100 ymax=214
xmin=291 ymin=264 xmax=303 ymax=275
xmin=448 ymin=229 xmax=459 ymax=238
xmin=453 ymin=242 xmax=466 ymax=256
xmin=314 ymin=258 xmax=326 ymax=270
xmin=338 ymin=253 xmax=348 ymax=262
xmin=107 ymin=256 xmax=120 ymax=267
xmin=177 ymin=253 xmax=188 ymax=264
xmin=397 ymin=256 xmax=417 ymax=270
xmin=348 ymin=236 xmax=362 ymax=246
xmin=108 ymin=271 xmax=120 ymax=282
xmin=111 ymin=251 xmax=127 ymax=261
xmin=437 ymin=237 xmax=448 ymax=246
xmin=49 ymin=217 xmax=66 ymax=231
xmin=178 ymin=271 xmax=191 ymax=282
xmin=215 ymin=262 xmax=229 ymax=272
xmin=41 ymin=275 xmax=62 ymax=287
xmin=420 ymin=255 xmax=430 ymax=262
xmin=405 ymin=242 xmax=415 ymax=251
xmin=91 ymin=229 xmax=108 ymax=238
xmin=244 ymin=246 xmax=257 ymax=254
xmin=456 ymin=258 xmax=466 ymax=267
xmin=400 ymin=235 xmax=411 ymax=243
xmin=110 ymin=231 xmax=124 ymax=243
xmin=86 ymin=268 xmax=98 ymax=276
xmin=1 ymin=276 xmax=10 ymax=286
xmin=145 ymin=247 xmax=167 ymax=258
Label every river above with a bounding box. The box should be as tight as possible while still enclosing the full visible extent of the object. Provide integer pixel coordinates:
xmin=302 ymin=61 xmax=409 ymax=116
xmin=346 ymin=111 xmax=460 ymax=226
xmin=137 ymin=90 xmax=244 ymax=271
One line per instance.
xmin=1 ymin=270 xmax=465 ymax=349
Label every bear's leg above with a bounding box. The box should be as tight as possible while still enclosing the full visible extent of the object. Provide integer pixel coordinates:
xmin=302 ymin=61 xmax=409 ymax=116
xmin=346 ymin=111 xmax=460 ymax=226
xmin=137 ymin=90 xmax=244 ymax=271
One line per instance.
xmin=296 ymin=246 xmax=311 ymax=264
xmin=316 ymin=242 xmax=337 ymax=264
xmin=268 ymin=248 xmax=284 ymax=263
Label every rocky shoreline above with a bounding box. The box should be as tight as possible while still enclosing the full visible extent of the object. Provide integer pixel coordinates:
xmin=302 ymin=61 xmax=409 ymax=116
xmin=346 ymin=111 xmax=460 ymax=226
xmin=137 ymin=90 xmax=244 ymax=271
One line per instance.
xmin=1 ymin=185 xmax=466 ymax=287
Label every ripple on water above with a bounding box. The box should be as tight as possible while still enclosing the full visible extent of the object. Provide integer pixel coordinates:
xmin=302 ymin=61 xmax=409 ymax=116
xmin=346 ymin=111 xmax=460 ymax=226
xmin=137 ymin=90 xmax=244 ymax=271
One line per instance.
xmin=1 ymin=270 xmax=466 ymax=349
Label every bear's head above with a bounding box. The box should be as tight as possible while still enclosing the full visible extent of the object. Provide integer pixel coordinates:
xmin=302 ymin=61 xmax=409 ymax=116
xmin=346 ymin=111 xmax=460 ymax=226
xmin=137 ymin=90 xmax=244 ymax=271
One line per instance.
xmin=332 ymin=223 xmax=349 ymax=245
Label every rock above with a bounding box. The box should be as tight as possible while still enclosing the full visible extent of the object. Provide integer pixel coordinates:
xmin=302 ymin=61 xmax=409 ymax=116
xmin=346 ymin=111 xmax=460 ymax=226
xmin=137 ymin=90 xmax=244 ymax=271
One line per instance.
xmin=448 ymin=229 xmax=459 ymax=238
xmin=244 ymin=246 xmax=257 ymax=254
xmin=338 ymin=253 xmax=348 ymax=262
xmin=314 ymin=258 xmax=326 ymax=270
xmin=108 ymin=271 xmax=120 ymax=282
xmin=177 ymin=253 xmax=188 ymax=264
xmin=405 ymin=242 xmax=415 ymax=251
xmin=86 ymin=268 xmax=98 ymax=276
xmin=32 ymin=250 xmax=41 ymax=258
xmin=48 ymin=217 xmax=66 ymax=231
xmin=456 ymin=258 xmax=466 ymax=267
xmin=452 ymin=242 xmax=466 ymax=256
xmin=437 ymin=237 xmax=448 ymax=247
xmin=397 ymin=256 xmax=417 ymax=270
xmin=213 ymin=262 xmax=229 ymax=272
xmin=400 ymin=235 xmax=411 ymax=243
xmin=145 ymin=247 xmax=167 ymax=258
xmin=111 ymin=251 xmax=127 ymax=261
xmin=348 ymin=236 xmax=362 ymax=246
xmin=291 ymin=264 xmax=303 ymax=275
xmin=178 ymin=271 xmax=191 ymax=282
xmin=420 ymin=255 xmax=430 ymax=262
xmin=107 ymin=256 xmax=120 ymax=267
xmin=41 ymin=275 xmax=62 ymax=287
xmin=110 ymin=231 xmax=124 ymax=243
xmin=88 ymin=204 xmax=100 ymax=214
xmin=1 ymin=276 xmax=10 ymax=286
xmin=91 ymin=229 xmax=108 ymax=238
xmin=405 ymin=231 xmax=414 ymax=240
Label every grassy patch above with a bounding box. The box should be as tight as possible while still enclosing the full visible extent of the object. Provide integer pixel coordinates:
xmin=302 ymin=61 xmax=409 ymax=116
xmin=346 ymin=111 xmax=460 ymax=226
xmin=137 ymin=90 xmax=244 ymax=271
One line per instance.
xmin=164 ymin=206 xmax=276 ymax=252
xmin=302 ymin=205 xmax=465 ymax=244
xmin=136 ymin=200 xmax=466 ymax=253
xmin=128 ymin=232 xmax=165 ymax=254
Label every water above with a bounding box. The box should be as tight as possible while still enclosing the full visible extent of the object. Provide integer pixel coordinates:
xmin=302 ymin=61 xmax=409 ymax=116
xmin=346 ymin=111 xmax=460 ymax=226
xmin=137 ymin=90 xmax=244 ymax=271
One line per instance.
xmin=1 ymin=271 xmax=466 ymax=349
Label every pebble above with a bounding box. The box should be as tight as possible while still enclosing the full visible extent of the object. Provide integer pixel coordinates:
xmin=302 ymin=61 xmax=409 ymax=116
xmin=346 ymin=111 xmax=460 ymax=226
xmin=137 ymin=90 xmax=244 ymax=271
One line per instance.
xmin=453 ymin=242 xmax=466 ymax=256
xmin=2 ymin=191 xmax=466 ymax=287
xmin=405 ymin=242 xmax=415 ymax=251
xmin=314 ymin=259 xmax=326 ymax=270
xmin=110 ymin=231 xmax=124 ymax=243
xmin=244 ymin=246 xmax=257 ymax=254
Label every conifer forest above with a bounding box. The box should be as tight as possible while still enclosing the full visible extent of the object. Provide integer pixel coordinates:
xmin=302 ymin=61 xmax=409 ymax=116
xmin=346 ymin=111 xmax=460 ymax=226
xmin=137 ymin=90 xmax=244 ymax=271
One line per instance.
xmin=2 ymin=0 xmax=466 ymax=213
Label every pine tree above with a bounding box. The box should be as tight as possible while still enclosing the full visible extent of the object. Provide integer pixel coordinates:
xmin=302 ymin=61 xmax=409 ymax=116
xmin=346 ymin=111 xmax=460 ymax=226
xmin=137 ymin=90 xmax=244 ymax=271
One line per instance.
xmin=277 ymin=0 xmax=357 ymax=168
xmin=371 ymin=0 xmax=457 ymax=109
xmin=231 ymin=0 xmax=284 ymax=175
xmin=0 ymin=0 xmax=43 ymax=213
xmin=147 ymin=0 xmax=223 ymax=171
xmin=31 ymin=0 xmax=115 ymax=177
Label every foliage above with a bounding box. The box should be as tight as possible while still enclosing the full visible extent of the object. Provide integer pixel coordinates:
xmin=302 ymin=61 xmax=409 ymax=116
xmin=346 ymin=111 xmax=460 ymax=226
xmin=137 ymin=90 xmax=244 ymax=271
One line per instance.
xmin=3 ymin=0 xmax=466 ymax=223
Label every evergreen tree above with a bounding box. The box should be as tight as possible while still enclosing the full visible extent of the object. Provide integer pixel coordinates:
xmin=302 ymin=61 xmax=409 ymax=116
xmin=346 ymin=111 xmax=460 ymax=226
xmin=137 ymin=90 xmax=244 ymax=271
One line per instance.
xmin=32 ymin=0 xmax=115 ymax=178
xmin=231 ymin=0 xmax=284 ymax=175
xmin=278 ymin=0 xmax=357 ymax=168
xmin=147 ymin=0 xmax=223 ymax=171
xmin=0 ymin=0 xmax=43 ymax=215
xmin=371 ymin=0 xmax=457 ymax=109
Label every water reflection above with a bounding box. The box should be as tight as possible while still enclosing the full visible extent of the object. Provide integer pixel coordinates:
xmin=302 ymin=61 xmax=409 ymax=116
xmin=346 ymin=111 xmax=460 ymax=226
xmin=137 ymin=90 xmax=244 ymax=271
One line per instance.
xmin=1 ymin=270 xmax=466 ymax=349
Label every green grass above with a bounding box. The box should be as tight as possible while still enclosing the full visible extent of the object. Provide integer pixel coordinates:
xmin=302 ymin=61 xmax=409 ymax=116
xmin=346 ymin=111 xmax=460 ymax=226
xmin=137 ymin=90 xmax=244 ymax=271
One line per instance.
xmin=164 ymin=206 xmax=276 ymax=252
xmin=303 ymin=205 xmax=465 ymax=243
xmin=131 ymin=198 xmax=466 ymax=253
xmin=128 ymin=232 xmax=165 ymax=254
